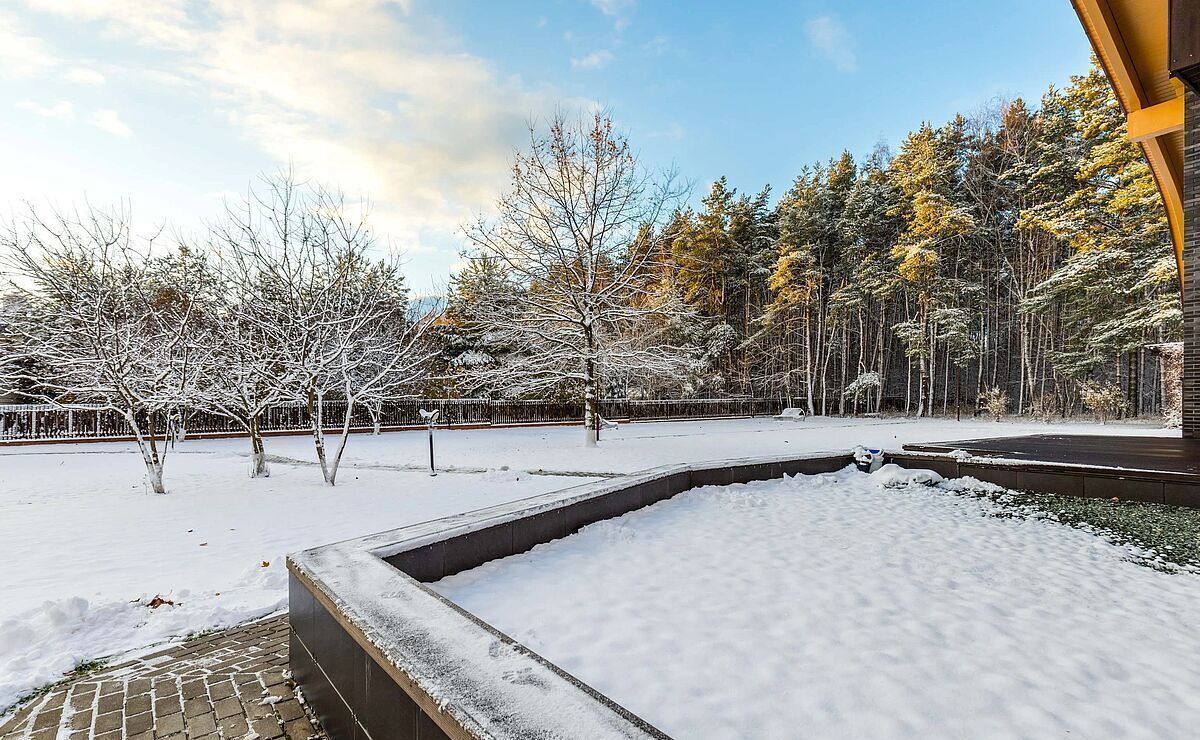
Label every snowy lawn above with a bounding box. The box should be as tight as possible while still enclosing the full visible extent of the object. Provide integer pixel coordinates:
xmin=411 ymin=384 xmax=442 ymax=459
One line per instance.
xmin=434 ymin=466 xmax=1200 ymax=740
xmin=210 ymin=414 xmax=1173 ymax=475
xmin=0 ymin=416 xmax=1172 ymax=713
xmin=0 ymin=447 xmax=590 ymax=711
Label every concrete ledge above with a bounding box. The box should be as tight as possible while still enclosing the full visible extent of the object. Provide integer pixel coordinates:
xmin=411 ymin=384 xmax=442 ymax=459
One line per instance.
xmin=287 ymin=451 xmax=854 ymax=740
xmin=889 ymin=451 xmax=1200 ymax=507
xmin=288 ymin=445 xmax=1200 ymax=740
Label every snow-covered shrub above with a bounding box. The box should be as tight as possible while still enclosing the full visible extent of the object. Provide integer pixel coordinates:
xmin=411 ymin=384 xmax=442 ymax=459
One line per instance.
xmin=979 ymin=387 xmax=1008 ymax=421
xmin=1080 ymin=380 xmax=1125 ymax=424
xmin=842 ymin=371 xmax=882 ymax=405
xmin=1028 ymin=395 xmax=1060 ymax=423
xmin=450 ymin=350 xmax=495 ymax=368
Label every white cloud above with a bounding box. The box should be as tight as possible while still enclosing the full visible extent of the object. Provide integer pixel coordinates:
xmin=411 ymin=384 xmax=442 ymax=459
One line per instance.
xmin=64 ymin=67 xmax=105 ymax=84
xmin=0 ymin=12 xmax=57 ymax=77
xmin=571 ymin=49 xmax=613 ymax=70
xmin=16 ymin=100 xmax=73 ymax=118
xmin=589 ymin=0 xmax=633 ymax=16
xmin=644 ymin=35 xmax=670 ymax=55
xmin=589 ymin=0 xmax=633 ymax=30
xmin=650 ymin=122 xmax=685 ymax=141
xmin=804 ymin=14 xmax=857 ymax=73
xmin=91 ymin=109 xmax=131 ymax=137
xmin=14 ymin=0 xmax=566 ymax=242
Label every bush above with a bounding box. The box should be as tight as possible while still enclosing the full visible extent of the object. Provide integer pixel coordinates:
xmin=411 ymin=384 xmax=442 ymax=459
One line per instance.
xmin=979 ymin=387 xmax=1009 ymax=421
xmin=1028 ymin=395 xmax=1060 ymax=423
xmin=1080 ymin=380 xmax=1125 ymax=424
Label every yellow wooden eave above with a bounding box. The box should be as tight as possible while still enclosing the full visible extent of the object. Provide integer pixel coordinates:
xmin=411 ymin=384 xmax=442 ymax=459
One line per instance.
xmin=1071 ymin=0 xmax=1185 ymax=287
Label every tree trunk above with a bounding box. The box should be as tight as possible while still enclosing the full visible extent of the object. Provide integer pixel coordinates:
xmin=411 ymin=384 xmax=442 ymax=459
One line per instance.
xmin=804 ymin=310 xmax=816 ymax=416
xmin=308 ymin=387 xmax=333 ymax=484
xmin=584 ymin=324 xmax=598 ymax=446
xmin=133 ymin=410 xmax=167 ymax=494
xmin=249 ymin=414 xmax=269 ymax=478
xmin=955 ymin=365 xmax=962 ymax=422
xmin=328 ymin=400 xmax=356 ymax=486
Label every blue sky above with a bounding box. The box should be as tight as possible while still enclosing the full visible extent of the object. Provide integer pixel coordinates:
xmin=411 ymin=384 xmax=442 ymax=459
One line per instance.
xmin=0 ymin=1 xmax=1092 ymax=294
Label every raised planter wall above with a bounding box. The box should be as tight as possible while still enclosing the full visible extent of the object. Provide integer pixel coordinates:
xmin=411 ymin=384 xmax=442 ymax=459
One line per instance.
xmin=287 ymin=448 xmax=1200 ymax=740
xmin=288 ymin=452 xmax=853 ymax=740
xmin=889 ymin=451 xmax=1200 ymax=508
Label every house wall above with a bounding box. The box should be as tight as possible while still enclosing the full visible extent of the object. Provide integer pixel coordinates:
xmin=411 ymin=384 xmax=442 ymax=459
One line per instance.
xmin=1184 ymin=89 xmax=1200 ymax=437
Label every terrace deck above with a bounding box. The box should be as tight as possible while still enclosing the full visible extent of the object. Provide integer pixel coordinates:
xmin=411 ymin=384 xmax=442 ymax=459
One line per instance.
xmin=903 ymin=434 xmax=1200 ymax=476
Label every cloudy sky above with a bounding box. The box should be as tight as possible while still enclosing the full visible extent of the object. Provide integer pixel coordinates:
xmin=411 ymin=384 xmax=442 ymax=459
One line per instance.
xmin=1 ymin=0 xmax=1092 ymax=293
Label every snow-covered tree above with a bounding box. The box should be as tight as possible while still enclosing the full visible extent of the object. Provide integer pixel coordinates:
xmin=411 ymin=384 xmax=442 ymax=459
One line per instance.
xmin=979 ymin=387 xmax=1009 ymax=421
xmin=841 ymin=371 xmax=881 ymax=408
xmin=191 ymin=269 xmax=288 ymax=478
xmin=210 ymin=175 xmax=437 ymax=484
xmin=1021 ymin=64 xmax=1179 ymax=387
xmin=1080 ymin=379 xmax=1124 ymax=424
xmin=889 ymin=120 xmax=977 ymax=417
xmin=1 ymin=204 xmax=214 ymax=493
xmin=460 ymin=114 xmax=691 ymax=445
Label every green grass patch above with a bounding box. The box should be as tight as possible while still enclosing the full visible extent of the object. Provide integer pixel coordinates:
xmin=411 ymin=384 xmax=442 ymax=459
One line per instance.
xmin=2 ymin=659 xmax=108 ymax=717
xmin=967 ymin=487 xmax=1200 ymax=571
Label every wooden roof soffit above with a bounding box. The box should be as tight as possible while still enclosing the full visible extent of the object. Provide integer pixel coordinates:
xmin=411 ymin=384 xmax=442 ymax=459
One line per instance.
xmin=1071 ymin=0 xmax=1185 ymax=289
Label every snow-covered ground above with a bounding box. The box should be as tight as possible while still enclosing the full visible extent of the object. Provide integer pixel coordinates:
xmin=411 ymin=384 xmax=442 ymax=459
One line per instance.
xmin=0 ymin=416 xmax=1172 ymax=712
xmin=434 ymin=465 xmax=1200 ymax=740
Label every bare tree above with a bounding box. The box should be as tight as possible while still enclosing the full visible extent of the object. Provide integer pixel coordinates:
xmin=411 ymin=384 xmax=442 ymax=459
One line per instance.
xmin=193 ymin=289 xmax=287 ymax=478
xmin=1 ymin=204 xmax=213 ymax=493
xmin=461 ymin=113 xmax=692 ymax=445
xmin=211 ymin=175 xmax=438 ymax=485
xmin=0 ymin=291 xmax=24 ymax=399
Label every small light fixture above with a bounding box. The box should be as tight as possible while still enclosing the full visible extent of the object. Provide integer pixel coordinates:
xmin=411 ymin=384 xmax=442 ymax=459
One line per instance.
xmin=419 ymin=408 xmax=439 ymax=476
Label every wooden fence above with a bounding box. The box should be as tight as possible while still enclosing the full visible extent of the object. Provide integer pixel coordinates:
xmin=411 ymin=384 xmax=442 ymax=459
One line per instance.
xmin=0 ymin=398 xmax=782 ymax=443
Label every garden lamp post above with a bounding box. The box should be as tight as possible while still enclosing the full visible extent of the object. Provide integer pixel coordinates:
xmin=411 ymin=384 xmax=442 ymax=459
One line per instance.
xmin=419 ymin=408 xmax=439 ymax=476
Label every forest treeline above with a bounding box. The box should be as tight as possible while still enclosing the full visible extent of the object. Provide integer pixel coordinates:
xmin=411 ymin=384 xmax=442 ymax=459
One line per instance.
xmin=446 ymin=62 xmax=1181 ymax=419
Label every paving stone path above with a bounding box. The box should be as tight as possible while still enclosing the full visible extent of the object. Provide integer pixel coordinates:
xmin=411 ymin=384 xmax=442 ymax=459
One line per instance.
xmin=0 ymin=615 xmax=324 ymax=740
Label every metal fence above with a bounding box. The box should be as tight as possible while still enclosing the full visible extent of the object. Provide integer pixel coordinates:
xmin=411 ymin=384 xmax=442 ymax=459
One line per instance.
xmin=0 ymin=398 xmax=782 ymax=443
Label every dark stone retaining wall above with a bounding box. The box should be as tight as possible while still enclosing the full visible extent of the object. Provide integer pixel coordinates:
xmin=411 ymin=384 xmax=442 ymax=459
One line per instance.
xmin=288 ymin=453 xmax=852 ymax=740
xmin=289 ymin=449 xmax=1200 ymax=740
xmin=889 ymin=452 xmax=1200 ymax=508
xmin=290 ymin=576 xmax=449 ymax=740
xmin=383 ymin=456 xmax=850 ymax=585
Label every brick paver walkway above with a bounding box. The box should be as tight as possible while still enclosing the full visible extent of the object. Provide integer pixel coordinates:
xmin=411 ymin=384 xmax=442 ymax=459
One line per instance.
xmin=0 ymin=615 xmax=323 ymax=740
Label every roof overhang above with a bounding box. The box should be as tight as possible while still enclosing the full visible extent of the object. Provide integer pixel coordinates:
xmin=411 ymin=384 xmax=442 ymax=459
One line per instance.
xmin=1071 ymin=0 xmax=1185 ymax=287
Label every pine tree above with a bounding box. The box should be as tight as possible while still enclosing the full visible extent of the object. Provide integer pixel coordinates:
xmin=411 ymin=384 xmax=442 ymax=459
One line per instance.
xmin=888 ymin=122 xmax=977 ymax=416
xmin=1022 ymin=63 xmax=1179 ymax=392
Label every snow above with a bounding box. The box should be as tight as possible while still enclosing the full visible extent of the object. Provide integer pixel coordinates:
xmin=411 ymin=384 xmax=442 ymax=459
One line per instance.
xmin=293 ymin=482 xmax=678 ymax=740
xmin=203 ymin=415 xmax=1173 ymax=475
xmin=870 ymin=462 xmax=943 ymax=486
xmin=432 ymin=465 xmax=1200 ymax=740
xmin=0 ymin=445 xmax=592 ymax=711
xmin=0 ymin=415 xmax=1173 ymax=714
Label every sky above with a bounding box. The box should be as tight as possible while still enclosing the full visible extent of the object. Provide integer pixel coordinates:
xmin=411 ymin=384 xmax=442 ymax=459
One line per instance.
xmin=0 ymin=0 xmax=1094 ymax=295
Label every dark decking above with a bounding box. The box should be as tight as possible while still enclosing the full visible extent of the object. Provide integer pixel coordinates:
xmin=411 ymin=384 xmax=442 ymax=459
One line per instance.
xmin=903 ymin=434 xmax=1200 ymax=475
